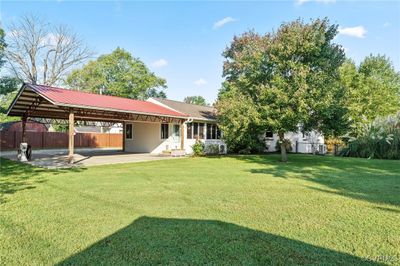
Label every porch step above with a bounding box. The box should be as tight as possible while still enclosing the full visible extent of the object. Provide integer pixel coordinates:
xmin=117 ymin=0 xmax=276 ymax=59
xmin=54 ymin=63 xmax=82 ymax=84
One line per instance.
xmin=161 ymin=149 xmax=186 ymax=157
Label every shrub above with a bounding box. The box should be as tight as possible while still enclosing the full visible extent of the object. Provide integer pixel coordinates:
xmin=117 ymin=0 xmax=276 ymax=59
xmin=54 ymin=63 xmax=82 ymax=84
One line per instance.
xmin=191 ymin=140 xmax=205 ymax=156
xmin=341 ymin=112 xmax=400 ymax=159
xmin=326 ymin=138 xmax=345 ymax=155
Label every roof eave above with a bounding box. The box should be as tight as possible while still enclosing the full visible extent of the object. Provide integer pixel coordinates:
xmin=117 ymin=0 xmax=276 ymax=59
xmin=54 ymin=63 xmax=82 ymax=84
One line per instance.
xmin=14 ymin=84 xmax=188 ymax=120
xmin=52 ymin=102 xmax=189 ymax=119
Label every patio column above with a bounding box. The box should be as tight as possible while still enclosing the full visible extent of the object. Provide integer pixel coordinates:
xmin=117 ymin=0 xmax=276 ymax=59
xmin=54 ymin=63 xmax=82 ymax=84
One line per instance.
xmin=68 ymin=112 xmax=74 ymax=163
xmin=180 ymin=120 xmax=185 ymax=150
xmin=21 ymin=115 xmax=27 ymax=143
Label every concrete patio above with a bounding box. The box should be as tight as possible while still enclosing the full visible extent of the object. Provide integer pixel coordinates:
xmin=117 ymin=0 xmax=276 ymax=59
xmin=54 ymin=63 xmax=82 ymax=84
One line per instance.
xmin=0 ymin=148 xmax=183 ymax=168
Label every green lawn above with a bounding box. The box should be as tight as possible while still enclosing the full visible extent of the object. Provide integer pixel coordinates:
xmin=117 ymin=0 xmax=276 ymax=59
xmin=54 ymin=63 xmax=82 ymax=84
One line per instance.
xmin=0 ymin=154 xmax=399 ymax=265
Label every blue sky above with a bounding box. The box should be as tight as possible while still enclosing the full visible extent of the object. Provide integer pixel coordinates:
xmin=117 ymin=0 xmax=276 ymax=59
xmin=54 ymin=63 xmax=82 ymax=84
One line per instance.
xmin=1 ymin=0 xmax=399 ymax=103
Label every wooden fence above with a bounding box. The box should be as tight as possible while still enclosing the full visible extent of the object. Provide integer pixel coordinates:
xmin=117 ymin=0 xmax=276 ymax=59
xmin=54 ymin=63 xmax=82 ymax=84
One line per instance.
xmin=0 ymin=131 xmax=122 ymax=150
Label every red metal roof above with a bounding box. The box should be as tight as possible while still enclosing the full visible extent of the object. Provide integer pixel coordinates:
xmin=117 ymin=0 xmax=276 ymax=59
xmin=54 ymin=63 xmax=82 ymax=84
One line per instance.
xmin=28 ymin=84 xmax=188 ymax=118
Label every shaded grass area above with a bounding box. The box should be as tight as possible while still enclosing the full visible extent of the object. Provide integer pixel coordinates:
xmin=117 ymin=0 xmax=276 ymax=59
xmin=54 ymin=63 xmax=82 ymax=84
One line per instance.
xmin=0 ymin=155 xmax=399 ymax=265
xmin=0 ymin=159 xmax=84 ymax=204
xmin=237 ymin=155 xmax=400 ymax=207
xmin=58 ymin=217 xmax=375 ymax=265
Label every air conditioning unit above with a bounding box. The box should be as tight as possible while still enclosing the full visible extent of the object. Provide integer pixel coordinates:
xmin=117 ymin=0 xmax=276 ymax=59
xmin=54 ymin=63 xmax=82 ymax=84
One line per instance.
xmin=219 ymin=144 xmax=227 ymax=154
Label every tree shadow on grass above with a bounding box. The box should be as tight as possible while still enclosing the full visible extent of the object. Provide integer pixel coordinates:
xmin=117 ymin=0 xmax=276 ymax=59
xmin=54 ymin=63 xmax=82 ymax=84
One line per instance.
xmin=229 ymin=154 xmax=400 ymax=207
xmin=0 ymin=158 xmax=86 ymax=204
xmin=57 ymin=216 xmax=379 ymax=265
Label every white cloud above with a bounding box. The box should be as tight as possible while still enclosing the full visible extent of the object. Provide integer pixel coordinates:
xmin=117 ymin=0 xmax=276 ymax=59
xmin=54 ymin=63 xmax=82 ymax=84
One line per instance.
xmin=338 ymin=26 xmax=367 ymax=38
xmin=213 ymin=17 xmax=236 ymax=29
xmin=194 ymin=78 xmax=207 ymax=86
xmin=383 ymin=22 xmax=391 ymax=27
xmin=151 ymin=59 xmax=168 ymax=68
xmin=295 ymin=0 xmax=335 ymax=5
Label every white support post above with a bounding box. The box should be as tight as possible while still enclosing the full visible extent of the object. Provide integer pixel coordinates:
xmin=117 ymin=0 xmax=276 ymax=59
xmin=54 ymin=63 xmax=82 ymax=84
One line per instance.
xmin=68 ymin=112 xmax=74 ymax=163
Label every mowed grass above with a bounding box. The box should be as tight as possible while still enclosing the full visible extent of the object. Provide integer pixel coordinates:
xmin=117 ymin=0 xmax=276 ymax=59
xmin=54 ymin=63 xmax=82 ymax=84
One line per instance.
xmin=0 ymin=154 xmax=399 ymax=265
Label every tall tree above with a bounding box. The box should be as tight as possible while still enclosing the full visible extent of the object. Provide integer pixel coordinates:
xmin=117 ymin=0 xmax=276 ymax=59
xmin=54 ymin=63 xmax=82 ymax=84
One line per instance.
xmin=0 ymin=28 xmax=6 ymax=68
xmin=183 ymin=96 xmax=208 ymax=106
xmin=217 ymin=18 xmax=346 ymax=162
xmin=340 ymin=55 xmax=400 ymax=134
xmin=5 ymin=14 xmax=92 ymax=85
xmin=0 ymin=77 xmax=20 ymax=95
xmin=0 ymin=27 xmax=22 ymax=122
xmin=66 ymin=48 xmax=167 ymax=99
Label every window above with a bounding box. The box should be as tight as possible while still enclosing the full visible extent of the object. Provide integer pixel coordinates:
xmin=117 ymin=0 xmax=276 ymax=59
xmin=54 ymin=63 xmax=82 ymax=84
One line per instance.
xmin=173 ymin=124 xmax=180 ymax=137
xmin=161 ymin=123 xmax=169 ymax=139
xmin=199 ymin=123 xmax=204 ymax=139
xmin=186 ymin=123 xmax=193 ymax=139
xmin=125 ymin=124 xmax=133 ymax=139
xmin=206 ymin=123 xmax=212 ymax=139
xmin=265 ymin=131 xmax=273 ymax=139
xmin=212 ymin=124 xmax=217 ymax=139
xmin=193 ymin=123 xmax=199 ymax=139
xmin=188 ymin=122 xmax=204 ymax=140
xmin=206 ymin=123 xmax=219 ymax=139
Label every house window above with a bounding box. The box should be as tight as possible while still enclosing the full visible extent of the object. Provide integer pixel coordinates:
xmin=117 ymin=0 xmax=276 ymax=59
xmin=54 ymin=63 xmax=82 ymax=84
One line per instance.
xmin=206 ymin=123 xmax=212 ymax=139
xmin=125 ymin=124 xmax=133 ymax=139
xmin=199 ymin=123 xmax=205 ymax=139
xmin=161 ymin=123 xmax=169 ymax=139
xmin=193 ymin=123 xmax=199 ymax=139
xmin=188 ymin=122 xmax=205 ymax=140
xmin=186 ymin=123 xmax=193 ymax=139
xmin=265 ymin=131 xmax=273 ymax=139
xmin=212 ymin=124 xmax=217 ymax=139
xmin=206 ymin=124 xmax=220 ymax=139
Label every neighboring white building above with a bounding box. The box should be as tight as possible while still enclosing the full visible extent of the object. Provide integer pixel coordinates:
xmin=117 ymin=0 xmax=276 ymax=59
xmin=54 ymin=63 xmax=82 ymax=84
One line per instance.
xmin=123 ymin=98 xmax=227 ymax=155
xmin=262 ymin=129 xmax=326 ymax=154
xmin=73 ymin=123 xmax=123 ymax=134
xmin=108 ymin=124 xmax=123 ymax=134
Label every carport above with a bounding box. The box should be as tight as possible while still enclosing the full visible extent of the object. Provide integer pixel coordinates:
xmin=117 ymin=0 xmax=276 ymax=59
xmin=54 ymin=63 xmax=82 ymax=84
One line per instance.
xmin=7 ymin=83 xmax=188 ymax=163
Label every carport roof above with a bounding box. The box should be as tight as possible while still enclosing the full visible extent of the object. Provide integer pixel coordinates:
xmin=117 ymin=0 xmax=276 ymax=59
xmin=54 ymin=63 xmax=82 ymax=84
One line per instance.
xmin=7 ymin=83 xmax=188 ymax=123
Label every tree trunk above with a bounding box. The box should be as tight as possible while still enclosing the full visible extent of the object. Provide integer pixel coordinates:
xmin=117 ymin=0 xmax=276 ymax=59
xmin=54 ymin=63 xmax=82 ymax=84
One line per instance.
xmin=278 ymin=132 xmax=287 ymax=163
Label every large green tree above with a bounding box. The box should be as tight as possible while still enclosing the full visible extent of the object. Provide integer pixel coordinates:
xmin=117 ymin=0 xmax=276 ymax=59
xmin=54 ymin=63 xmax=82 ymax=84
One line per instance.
xmin=340 ymin=55 xmax=400 ymax=134
xmin=0 ymin=27 xmax=21 ymax=122
xmin=66 ymin=48 xmax=167 ymax=99
xmin=217 ymin=18 xmax=346 ymax=161
xmin=183 ymin=96 xmax=208 ymax=106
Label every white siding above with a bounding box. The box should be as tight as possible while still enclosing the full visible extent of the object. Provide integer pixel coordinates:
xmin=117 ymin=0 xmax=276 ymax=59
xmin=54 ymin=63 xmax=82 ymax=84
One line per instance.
xmin=124 ymin=121 xmax=227 ymax=155
xmin=184 ymin=121 xmax=226 ymax=154
xmin=263 ymin=130 xmax=324 ymax=153
xmin=125 ymin=122 xmax=182 ymax=154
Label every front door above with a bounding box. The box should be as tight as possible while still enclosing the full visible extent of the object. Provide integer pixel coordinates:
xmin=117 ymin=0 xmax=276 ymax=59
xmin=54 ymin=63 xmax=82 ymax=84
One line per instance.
xmin=172 ymin=124 xmax=181 ymax=145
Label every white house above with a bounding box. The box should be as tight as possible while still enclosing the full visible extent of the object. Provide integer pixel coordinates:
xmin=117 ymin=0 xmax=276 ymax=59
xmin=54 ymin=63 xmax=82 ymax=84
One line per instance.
xmin=124 ymin=97 xmax=325 ymax=155
xmin=123 ymin=98 xmax=227 ymax=155
xmin=262 ymin=129 xmax=326 ymax=154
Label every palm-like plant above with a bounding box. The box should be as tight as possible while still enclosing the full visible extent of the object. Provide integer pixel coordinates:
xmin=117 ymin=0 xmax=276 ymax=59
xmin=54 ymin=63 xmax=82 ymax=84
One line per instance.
xmin=342 ymin=112 xmax=400 ymax=159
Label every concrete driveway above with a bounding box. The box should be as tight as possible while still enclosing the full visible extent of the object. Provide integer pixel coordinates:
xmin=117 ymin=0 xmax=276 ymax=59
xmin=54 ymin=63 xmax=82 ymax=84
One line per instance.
xmin=1 ymin=148 xmax=183 ymax=168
